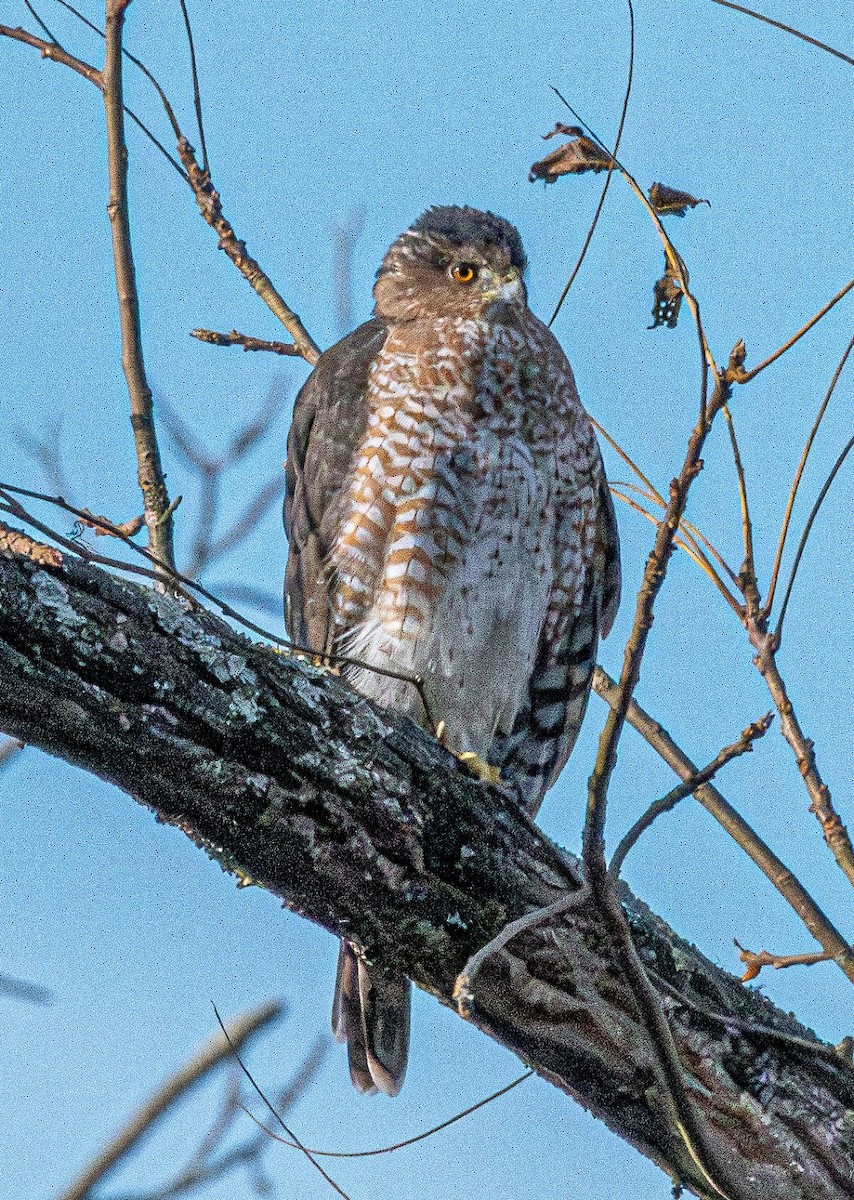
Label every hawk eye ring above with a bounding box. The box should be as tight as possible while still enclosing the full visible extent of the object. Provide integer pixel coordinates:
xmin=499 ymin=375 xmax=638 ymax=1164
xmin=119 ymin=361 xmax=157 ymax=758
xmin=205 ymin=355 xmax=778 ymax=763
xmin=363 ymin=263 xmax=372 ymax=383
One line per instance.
xmin=450 ymin=262 xmax=478 ymax=284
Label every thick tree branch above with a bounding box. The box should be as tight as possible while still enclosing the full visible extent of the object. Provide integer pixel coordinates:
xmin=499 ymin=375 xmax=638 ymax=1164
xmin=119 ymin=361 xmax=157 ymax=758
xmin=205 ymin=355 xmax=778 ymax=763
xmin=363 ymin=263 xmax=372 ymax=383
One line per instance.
xmin=0 ymin=538 xmax=852 ymax=1198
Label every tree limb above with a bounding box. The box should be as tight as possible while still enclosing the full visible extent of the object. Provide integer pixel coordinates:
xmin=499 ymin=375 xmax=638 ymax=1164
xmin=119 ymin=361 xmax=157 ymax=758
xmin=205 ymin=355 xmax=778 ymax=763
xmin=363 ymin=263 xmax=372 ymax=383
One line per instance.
xmin=0 ymin=536 xmax=852 ymax=1199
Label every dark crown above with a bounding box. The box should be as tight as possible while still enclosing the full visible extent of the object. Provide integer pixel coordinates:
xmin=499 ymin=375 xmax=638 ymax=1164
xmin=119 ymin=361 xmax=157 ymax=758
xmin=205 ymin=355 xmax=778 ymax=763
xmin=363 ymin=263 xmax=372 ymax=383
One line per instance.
xmin=410 ymin=206 xmax=527 ymax=271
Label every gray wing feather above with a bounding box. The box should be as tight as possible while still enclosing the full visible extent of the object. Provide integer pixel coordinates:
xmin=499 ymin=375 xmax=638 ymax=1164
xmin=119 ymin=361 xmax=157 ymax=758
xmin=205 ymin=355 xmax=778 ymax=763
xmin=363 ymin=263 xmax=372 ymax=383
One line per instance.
xmin=284 ymin=318 xmax=387 ymax=652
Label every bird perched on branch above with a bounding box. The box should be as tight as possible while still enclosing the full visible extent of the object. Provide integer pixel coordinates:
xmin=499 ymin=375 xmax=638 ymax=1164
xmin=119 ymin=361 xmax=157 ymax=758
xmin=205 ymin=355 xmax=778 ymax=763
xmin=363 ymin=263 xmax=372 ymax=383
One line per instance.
xmin=284 ymin=204 xmax=620 ymax=1096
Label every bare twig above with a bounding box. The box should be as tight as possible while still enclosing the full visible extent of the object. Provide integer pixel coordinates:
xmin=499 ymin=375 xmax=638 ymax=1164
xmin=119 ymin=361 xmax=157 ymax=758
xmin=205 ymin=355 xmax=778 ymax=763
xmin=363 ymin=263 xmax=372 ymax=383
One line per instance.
xmin=609 ymin=485 xmax=743 ymax=613
xmin=1 ymin=15 xmax=320 ymax=363
xmin=726 ymin=279 xmax=854 ymax=385
xmin=747 ymin=602 xmax=854 ymax=890
xmin=103 ymin=1038 xmax=329 ymax=1200
xmin=766 ymin=333 xmax=854 ymax=614
xmin=178 ymin=0 xmax=208 ymax=172
xmin=548 ymin=0 xmax=634 ymax=326
xmin=735 ymin=940 xmax=845 ymax=982
xmin=776 ymin=431 xmax=854 ymax=636
xmin=14 ymin=417 xmax=71 ymax=498
xmin=608 ymin=713 xmax=773 ymax=878
xmin=102 ymin=0 xmax=175 ymax=576
xmin=212 ymin=1005 xmax=352 ymax=1200
xmin=191 ymin=328 xmax=302 ymax=355
xmin=159 ymin=388 xmax=286 ymax=577
xmin=454 ymin=888 xmax=590 ymax=1018
xmin=721 ymin=404 xmax=760 ymax=612
xmin=0 ymin=17 xmax=187 ymax=177
xmin=584 ymin=371 xmax=729 ymax=872
xmin=710 ymin=0 xmax=854 ymax=68
xmin=56 ymin=1001 xmax=284 ymax=1200
xmin=178 ymin=137 xmax=321 ymax=364
xmin=592 ymin=666 xmax=854 ymax=984
xmin=243 ymin=1069 xmax=533 ymax=1160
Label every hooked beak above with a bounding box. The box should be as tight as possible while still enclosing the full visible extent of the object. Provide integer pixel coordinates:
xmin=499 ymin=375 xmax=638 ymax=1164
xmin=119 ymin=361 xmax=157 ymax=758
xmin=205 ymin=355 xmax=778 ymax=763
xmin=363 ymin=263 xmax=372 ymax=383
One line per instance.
xmin=484 ymin=266 xmax=526 ymax=305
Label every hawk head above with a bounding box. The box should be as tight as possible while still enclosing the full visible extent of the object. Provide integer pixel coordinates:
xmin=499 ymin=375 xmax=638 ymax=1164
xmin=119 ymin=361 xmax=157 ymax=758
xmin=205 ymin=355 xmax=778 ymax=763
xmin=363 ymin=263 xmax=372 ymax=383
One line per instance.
xmin=374 ymin=205 xmax=528 ymax=322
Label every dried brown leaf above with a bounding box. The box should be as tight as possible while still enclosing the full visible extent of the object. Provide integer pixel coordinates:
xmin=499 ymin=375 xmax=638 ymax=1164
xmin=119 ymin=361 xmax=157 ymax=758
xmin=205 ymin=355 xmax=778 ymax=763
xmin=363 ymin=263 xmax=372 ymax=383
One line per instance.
xmin=78 ymin=510 xmax=146 ymax=539
xmin=649 ymin=255 xmax=684 ymax=329
xmin=648 ymin=182 xmax=710 ymax=218
xmin=529 ymin=128 xmax=614 ymax=183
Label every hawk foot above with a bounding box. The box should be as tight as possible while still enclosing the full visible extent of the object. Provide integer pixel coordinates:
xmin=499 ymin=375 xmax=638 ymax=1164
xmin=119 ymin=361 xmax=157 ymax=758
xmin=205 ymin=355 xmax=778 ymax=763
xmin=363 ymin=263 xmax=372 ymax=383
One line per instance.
xmin=455 ymin=750 xmax=503 ymax=787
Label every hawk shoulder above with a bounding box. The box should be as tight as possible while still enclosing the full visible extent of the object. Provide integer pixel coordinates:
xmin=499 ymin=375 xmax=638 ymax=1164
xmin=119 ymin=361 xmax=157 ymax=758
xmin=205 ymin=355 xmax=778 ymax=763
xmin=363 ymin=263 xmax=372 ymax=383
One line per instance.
xmin=284 ymin=318 xmax=387 ymax=652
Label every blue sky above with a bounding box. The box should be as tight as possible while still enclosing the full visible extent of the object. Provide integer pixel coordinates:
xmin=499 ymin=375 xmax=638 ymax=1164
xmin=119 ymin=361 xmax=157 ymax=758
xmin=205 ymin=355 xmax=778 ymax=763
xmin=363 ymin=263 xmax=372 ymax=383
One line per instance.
xmin=0 ymin=1 xmax=851 ymax=1196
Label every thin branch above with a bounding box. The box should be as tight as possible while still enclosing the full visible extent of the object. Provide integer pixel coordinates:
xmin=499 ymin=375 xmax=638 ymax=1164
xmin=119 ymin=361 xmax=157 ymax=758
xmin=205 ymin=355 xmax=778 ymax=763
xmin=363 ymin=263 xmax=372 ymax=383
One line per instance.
xmin=332 ymin=206 xmax=367 ymax=338
xmin=777 ymin=431 xmax=854 ymax=634
xmin=178 ymin=0 xmax=208 ymax=172
xmin=102 ymin=0 xmax=175 ymax=575
xmin=608 ymin=713 xmax=773 ymax=878
xmin=710 ymin=0 xmax=854 ymax=67
xmin=191 ymin=328 xmax=301 ymax=355
xmin=768 ymin=334 xmax=854 ymax=615
xmin=549 ymin=90 xmax=718 ymax=421
xmin=721 ymin=404 xmax=758 ymax=609
xmin=592 ymin=415 xmax=665 ymax=506
xmin=178 ymin=137 xmax=321 ymax=364
xmin=727 ymin=278 xmax=854 ymax=385
xmin=14 ymin=416 xmax=71 ymax=499
xmin=584 ymin=372 xmax=730 ymax=872
xmin=103 ymin=1039 xmax=330 ymax=1200
xmin=735 ymin=940 xmax=845 ymax=982
xmin=56 ymin=1002 xmax=284 ymax=1200
xmin=592 ymin=666 xmax=854 ymax=984
xmin=212 ymin=1006 xmax=352 ymax=1200
xmin=201 ymin=475 xmax=283 ymax=570
xmin=2 ymin=11 xmax=320 ymax=362
xmin=23 ymin=0 xmax=61 ymax=45
xmin=0 ymin=21 xmax=102 ymax=83
xmin=609 ymin=486 xmax=743 ymax=613
xmin=244 ymin=1070 xmax=533 ymax=1160
xmin=53 ymin=0 xmax=183 ymax=140
xmin=548 ymin=0 xmax=634 ymax=325
xmin=455 ymin=888 xmax=591 ymax=1019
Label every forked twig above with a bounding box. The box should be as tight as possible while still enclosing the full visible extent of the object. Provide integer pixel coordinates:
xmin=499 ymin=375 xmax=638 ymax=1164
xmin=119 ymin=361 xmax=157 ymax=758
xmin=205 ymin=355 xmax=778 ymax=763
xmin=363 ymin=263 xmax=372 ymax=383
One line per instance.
xmin=726 ymin=278 xmax=854 ymax=385
xmin=608 ymin=713 xmax=773 ymax=878
xmin=609 ymin=486 xmax=742 ymax=613
xmin=735 ymin=939 xmax=845 ymax=982
xmin=191 ymin=328 xmax=303 ymax=355
xmin=592 ymin=666 xmax=854 ymax=984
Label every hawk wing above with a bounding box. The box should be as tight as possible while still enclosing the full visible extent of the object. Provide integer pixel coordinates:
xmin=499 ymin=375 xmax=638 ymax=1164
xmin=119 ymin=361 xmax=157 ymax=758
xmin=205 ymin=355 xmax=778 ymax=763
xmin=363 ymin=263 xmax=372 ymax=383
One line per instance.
xmin=284 ymin=318 xmax=387 ymax=652
xmin=493 ymin=465 xmax=621 ymax=817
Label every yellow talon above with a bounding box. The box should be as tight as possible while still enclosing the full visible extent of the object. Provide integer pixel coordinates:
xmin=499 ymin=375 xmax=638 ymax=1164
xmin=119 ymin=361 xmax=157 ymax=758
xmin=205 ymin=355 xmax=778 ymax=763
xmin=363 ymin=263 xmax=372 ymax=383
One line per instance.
xmin=456 ymin=751 xmax=503 ymax=787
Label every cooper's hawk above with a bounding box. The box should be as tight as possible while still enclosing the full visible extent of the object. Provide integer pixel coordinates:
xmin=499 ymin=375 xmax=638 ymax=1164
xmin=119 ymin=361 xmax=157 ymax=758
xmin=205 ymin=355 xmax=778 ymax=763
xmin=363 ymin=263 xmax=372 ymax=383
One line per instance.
xmin=284 ymin=205 xmax=620 ymax=1096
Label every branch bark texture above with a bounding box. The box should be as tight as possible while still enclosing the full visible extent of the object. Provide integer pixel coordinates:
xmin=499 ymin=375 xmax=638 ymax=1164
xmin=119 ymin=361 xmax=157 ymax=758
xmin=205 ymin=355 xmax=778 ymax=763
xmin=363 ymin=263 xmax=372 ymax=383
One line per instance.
xmin=1 ymin=538 xmax=852 ymax=1199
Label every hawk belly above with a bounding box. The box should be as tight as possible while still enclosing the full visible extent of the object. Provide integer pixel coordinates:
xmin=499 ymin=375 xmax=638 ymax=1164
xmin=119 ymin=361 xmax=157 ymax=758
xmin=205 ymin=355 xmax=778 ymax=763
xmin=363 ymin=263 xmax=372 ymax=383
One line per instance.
xmin=336 ymin=426 xmax=561 ymax=761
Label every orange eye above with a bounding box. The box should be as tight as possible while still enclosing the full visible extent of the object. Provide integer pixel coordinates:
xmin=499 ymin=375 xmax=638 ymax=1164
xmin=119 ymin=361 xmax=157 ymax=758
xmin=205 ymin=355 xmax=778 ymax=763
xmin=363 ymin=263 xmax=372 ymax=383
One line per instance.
xmin=450 ymin=262 xmax=478 ymax=284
